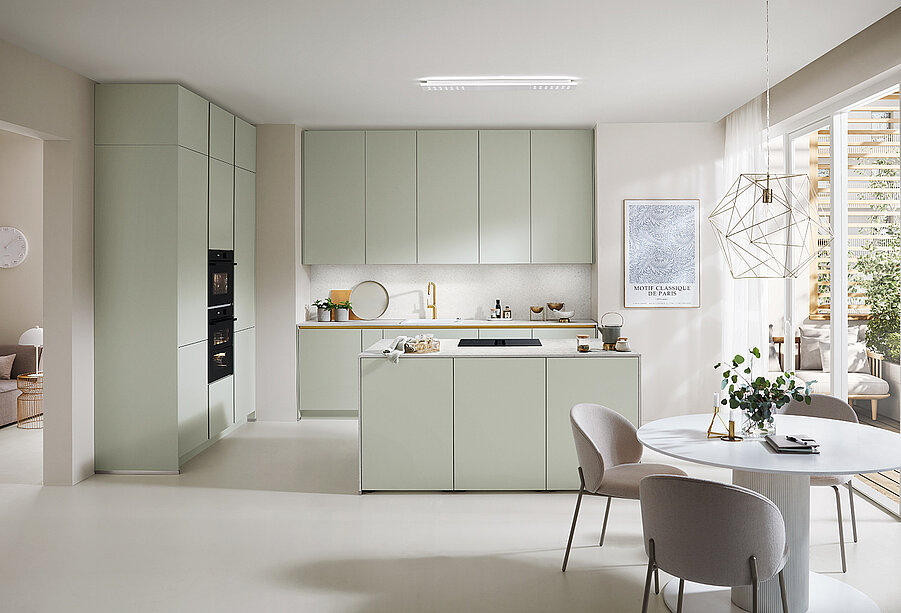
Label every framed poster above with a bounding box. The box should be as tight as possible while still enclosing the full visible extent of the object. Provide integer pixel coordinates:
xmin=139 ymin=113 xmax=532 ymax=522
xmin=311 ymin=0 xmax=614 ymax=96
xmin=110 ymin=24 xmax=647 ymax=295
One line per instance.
xmin=624 ymin=199 xmax=700 ymax=308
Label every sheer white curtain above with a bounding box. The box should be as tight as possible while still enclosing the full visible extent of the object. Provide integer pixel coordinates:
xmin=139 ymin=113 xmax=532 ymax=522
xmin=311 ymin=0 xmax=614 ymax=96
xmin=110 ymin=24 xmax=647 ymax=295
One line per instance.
xmin=721 ymin=95 xmax=769 ymax=376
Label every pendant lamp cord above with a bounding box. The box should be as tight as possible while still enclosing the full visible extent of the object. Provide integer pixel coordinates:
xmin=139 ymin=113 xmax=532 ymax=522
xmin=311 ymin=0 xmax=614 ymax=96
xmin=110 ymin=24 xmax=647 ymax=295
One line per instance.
xmin=765 ymin=0 xmax=770 ymax=176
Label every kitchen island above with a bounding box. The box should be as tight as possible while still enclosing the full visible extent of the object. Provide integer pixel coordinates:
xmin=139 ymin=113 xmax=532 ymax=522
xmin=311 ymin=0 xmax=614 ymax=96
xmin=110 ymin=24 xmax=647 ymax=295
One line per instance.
xmin=358 ymin=338 xmax=640 ymax=492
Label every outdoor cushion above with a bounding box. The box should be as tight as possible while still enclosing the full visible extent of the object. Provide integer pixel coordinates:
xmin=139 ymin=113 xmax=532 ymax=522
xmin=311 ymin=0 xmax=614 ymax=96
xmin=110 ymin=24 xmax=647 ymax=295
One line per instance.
xmin=799 ymin=325 xmax=867 ymax=370
xmin=818 ymin=341 xmax=871 ymax=373
xmin=780 ymin=370 xmax=890 ymax=396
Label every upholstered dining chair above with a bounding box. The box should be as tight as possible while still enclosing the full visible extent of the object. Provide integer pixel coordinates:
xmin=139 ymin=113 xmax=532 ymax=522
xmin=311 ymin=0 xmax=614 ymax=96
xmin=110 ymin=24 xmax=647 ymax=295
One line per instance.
xmin=782 ymin=393 xmax=859 ymax=572
xmin=639 ymin=475 xmax=790 ymax=613
xmin=561 ymin=403 xmax=686 ymax=572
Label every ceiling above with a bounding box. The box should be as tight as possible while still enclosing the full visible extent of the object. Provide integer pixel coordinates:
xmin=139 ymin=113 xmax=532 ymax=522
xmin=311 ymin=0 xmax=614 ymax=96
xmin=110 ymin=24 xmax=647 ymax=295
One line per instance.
xmin=0 ymin=1 xmax=898 ymax=128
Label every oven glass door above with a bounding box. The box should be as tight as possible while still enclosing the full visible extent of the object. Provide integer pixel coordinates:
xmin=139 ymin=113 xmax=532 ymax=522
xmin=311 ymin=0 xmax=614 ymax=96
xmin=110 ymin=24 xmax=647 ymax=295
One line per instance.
xmin=209 ymin=262 xmax=233 ymax=307
xmin=209 ymin=344 xmax=233 ymax=383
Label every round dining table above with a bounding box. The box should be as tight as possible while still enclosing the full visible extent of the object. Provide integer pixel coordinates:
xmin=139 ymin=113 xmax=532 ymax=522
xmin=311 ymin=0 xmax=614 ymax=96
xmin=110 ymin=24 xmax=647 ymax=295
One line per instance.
xmin=637 ymin=413 xmax=900 ymax=613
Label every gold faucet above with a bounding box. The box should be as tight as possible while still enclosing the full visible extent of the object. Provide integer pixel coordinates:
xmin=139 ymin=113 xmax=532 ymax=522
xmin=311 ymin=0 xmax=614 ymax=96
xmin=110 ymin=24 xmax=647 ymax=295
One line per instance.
xmin=427 ymin=281 xmax=437 ymax=319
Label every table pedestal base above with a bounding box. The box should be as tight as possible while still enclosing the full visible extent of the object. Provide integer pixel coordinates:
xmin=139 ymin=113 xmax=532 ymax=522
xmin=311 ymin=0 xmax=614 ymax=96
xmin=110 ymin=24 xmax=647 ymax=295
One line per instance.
xmin=661 ymin=573 xmax=879 ymax=613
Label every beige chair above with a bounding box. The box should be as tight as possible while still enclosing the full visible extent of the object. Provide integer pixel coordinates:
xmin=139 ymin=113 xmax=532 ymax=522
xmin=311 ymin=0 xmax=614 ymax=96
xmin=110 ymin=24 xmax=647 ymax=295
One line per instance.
xmin=561 ymin=403 xmax=686 ymax=573
xmin=639 ymin=475 xmax=789 ymax=613
xmin=782 ymin=393 xmax=859 ymax=572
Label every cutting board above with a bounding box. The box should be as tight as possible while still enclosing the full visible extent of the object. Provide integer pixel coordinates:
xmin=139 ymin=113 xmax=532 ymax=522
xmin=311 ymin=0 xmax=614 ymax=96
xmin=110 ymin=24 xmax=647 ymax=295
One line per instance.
xmin=329 ymin=289 xmax=361 ymax=320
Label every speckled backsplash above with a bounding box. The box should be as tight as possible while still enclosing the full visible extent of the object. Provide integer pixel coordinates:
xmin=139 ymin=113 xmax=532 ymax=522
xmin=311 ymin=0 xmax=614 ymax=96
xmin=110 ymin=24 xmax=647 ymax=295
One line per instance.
xmin=307 ymin=265 xmax=592 ymax=321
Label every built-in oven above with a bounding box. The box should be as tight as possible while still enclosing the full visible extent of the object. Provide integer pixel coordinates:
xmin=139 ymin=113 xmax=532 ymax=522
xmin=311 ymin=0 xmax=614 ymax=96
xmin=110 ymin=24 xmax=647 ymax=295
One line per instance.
xmin=208 ymin=249 xmax=235 ymax=308
xmin=209 ymin=304 xmax=235 ymax=383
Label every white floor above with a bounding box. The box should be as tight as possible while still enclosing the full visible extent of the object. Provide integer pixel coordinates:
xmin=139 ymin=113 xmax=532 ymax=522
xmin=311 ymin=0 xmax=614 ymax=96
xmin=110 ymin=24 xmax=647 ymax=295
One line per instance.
xmin=0 ymin=422 xmax=43 ymax=485
xmin=0 ymin=419 xmax=899 ymax=613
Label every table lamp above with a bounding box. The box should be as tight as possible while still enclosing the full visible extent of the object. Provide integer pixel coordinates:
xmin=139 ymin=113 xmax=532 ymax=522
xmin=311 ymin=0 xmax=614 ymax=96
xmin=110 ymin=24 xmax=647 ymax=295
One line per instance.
xmin=18 ymin=326 xmax=43 ymax=374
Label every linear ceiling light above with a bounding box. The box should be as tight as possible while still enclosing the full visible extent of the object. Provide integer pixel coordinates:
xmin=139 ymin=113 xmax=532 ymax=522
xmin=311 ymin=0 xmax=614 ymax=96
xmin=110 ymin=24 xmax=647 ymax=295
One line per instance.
xmin=418 ymin=77 xmax=579 ymax=92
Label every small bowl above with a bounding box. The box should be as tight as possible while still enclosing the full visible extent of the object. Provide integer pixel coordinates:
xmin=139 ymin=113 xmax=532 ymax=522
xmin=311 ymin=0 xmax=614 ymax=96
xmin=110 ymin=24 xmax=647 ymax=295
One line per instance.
xmin=547 ymin=302 xmax=564 ymax=311
xmin=530 ymin=305 xmax=544 ymax=314
xmin=557 ymin=310 xmax=575 ymax=320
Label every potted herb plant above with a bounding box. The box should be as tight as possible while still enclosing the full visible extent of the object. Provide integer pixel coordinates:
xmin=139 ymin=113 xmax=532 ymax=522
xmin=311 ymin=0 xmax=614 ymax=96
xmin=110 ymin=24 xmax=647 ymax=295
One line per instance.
xmin=334 ymin=300 xmax=352 ymax=322
xmin=715 ymin=347 xmax=813 ymax=437
xmin=313 ymin=299 xmax=332 ymax=322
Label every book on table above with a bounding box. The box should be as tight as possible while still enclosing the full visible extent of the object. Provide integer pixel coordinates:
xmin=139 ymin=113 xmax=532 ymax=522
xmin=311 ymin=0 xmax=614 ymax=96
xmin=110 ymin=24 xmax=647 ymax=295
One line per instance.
xmin=765 ymin=434 xmax=821 ymax=454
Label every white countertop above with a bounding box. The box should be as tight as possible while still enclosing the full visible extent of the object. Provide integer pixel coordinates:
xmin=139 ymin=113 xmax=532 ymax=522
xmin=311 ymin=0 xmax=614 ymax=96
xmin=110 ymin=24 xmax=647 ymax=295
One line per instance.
xmin=637 ymin=413 xmax=901 ymax=476
xmin=360 ymin=337 xmax=638 ymax=358
xmin=300 ymin=318 xmax=597 ymax=329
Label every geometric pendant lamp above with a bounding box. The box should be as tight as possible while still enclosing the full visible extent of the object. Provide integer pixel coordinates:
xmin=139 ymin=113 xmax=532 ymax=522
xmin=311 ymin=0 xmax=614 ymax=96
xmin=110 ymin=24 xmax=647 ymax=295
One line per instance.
xmin=709 ymin=172 xmax=834 ymax=278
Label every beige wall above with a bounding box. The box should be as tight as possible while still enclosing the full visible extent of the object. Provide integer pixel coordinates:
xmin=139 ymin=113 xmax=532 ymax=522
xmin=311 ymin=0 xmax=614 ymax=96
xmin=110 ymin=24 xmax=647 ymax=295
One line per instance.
xmin=593 ymin=122 xmax=726 ymax=424
xmin=0 ymin=129 xmax=43 ymax=342
xmin=0 ymin=38 xmax=94 ymax=484
xmin=256 ymin=125 xmax=304 ymax=421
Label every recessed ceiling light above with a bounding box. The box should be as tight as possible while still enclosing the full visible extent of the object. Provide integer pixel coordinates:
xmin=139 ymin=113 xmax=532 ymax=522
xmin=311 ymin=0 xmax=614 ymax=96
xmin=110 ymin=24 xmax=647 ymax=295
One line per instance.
xmin=418 ymin=77 xmax=579 ymax=92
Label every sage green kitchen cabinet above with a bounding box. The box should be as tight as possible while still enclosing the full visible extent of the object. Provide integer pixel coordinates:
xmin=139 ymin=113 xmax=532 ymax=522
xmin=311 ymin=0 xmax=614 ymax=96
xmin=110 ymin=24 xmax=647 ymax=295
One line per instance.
xmin=234 ymin=328 xmax=256 ymax=423
xmin=234 ymin=117 xmax=256 ymax=172
xmin=209 ymin=103 xmax=235 ymax=164
xmin=209 ymin=375 xmax=235 ymax=438
xmin=208 ymin=158 xmax=234 ymax=250
xmin=177 ymin=147 xmax=209 ymax=347
xmin=398 ymin=328 xmax=471 ymax=340
xmin=366 ymin=131 xmax=416 ymax=264
xmin=361 ymin=329 xmax=384 ymax=349
xmin=234 ymin=168 xmax=255 ymax=329
xmin=178 ymin=341 xmax=209 ymax=457
xmin=545 ymin=357 xmax=640 ymax=489
xmin=532 ymin=327 xmax=596 ymax=340
xmin=530 ymin=130 xmax=594 ymax=263
xmin=303 ymin=131 xmax=365 ymax=264
xmin=479 ymin=130 xmax=531 ymax=263
xmin=95 ymin=84 xmax=209 ymax=155
xmin=361 ymin=358 xmax=454 ymax=490
xmin=298 ymin=328 xmax=362 ymax=415
xmin=417 ymin=131 xmax=479 ymax=263
xmin=453 ymin=358 xmax=547 ymax=490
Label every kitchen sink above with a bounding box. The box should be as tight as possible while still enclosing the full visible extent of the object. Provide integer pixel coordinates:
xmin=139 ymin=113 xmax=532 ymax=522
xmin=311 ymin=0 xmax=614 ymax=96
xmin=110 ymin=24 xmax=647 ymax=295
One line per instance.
xmin=401 ymin=318 xmax=464 ymax=324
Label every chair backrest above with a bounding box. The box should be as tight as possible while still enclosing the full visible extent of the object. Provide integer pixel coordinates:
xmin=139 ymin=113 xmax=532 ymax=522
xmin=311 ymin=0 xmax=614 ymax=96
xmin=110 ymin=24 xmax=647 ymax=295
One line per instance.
xmin=570 ymin=403 xmax=642 ymax=493
xmin=782 ymin=393 xmax=858 ymax=424
xmin=640 ymin=475 xmax=786 ymax=587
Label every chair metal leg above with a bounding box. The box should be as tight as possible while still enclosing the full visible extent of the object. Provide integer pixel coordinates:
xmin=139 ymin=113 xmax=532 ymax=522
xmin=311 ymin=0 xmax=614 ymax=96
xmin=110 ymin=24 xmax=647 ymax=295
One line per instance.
xmin=676 ymin=578 xmax=685 ymax=613
xmin=847 ymin=481 xmax=858 ymax=543
xmin=562 ymin=469 xmax=586 ymax=572
xmin=641 ymin=540 xmax=656 ymax=613
xmin=654 ymin=564 xmax=659 ymax=595
xmin=599 ymin=496 xmax=612 ymax=546
xmin=750 ymin=556 xmax=759 ymax=613
xmin=832 ymin=484 xmax=847 ymax=573
xmin=778 ymin=569 xmax=789 ymax=613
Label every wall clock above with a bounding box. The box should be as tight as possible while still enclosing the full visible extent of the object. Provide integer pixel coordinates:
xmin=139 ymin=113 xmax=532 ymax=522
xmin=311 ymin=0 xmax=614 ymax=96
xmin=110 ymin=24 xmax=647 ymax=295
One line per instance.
xmin=0 ymin=226 xmax=28 ymax=268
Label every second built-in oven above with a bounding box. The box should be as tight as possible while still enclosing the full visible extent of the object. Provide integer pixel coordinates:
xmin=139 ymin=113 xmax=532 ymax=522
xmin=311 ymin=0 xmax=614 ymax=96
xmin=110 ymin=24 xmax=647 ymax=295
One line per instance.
xmin=209 ymin=304 xmax=235 ymax=383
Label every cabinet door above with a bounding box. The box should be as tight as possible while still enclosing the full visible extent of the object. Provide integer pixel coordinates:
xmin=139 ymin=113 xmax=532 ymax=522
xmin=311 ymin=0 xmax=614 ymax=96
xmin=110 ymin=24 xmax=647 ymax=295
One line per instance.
xmin=209 ymin=103 xmax=235 ymax=163
xmin=366 ymin=131 xmax=416 ymax=264
xmin=454 ymin=358 xmax=546 ymax=490
xmin=361 ymin=357 xmax=454 ymax=490
xmin=177 ymin=86 xmax=210 ymax=155
xmin=530 ymin=130 xmax=594 ymax=263
xmin=234 ymin=117 xmax=256 ymax=172
xmin=417 ymin=131 xmax=479 ymax=263
xmin=209 ymin=375 xmax=235 ymax=438
xmin=479 ymin=130 xmax=530 ymax=263
xmin=546 ymin=357 xmax=639 ymax=489
xmin=177 ymin=148 xmax=209 ymax=346
xmin=302 ymin=131 xmax=365 ymax=264
xmin=361 ymin=328 xmax=383 ymax=349
xmin=398 ymin=328 xmax=471 ymax=340
xmin=234 ymin=328 xmax=255 ymax=423
xmin=209 ymin=158 xmax=234 ymax=250
xmin=234 ymin=168 xmax=255 ymax=330
xmin=178 ymin=341 xmax=209 ymax=458
xmin=297 ymin=328 xmax=361 ymax=413
xmin=532 ymin=327 xmax=596 ymax=340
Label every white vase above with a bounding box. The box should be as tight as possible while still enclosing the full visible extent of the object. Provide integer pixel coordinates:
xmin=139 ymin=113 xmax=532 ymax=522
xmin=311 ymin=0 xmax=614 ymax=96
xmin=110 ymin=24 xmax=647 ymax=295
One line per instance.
xmin=317 ymin=308 xmax=330 ymax=322
xmin=335 ymin=308 xmax=350 ymax=322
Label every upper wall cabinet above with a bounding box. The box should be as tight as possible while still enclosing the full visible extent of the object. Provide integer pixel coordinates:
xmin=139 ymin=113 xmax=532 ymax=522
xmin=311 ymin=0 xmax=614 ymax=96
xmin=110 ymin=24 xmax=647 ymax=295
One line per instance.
xmin=530 ymin=130 xmax=594 ymax=263
xmin=366 ymin=131 xmax=416 ymax=264
xmin=479 ymin=130 xmax=531 ymax=264
xmin=95 ymin=84 xmax=209 ymax=154
xmin=209 ymin=104 xmax=235 ymax=164
xmin=234 ymin=118 xmax=256 ymax=172
xmin=417 ymin=130 xmax=479 ymax=264
xmin=303 ymin=131 xmax=366 ymax=264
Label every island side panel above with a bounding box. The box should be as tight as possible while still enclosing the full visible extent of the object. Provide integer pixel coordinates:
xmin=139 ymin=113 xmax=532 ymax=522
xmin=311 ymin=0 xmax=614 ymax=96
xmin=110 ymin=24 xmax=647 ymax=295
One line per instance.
xmin=360 ymin=357 xmax=454 ymax=491
xmin=453 ymin=358 xmax=547 ymax=490
xmin=546 ymin=356 xmax=640 ymax=489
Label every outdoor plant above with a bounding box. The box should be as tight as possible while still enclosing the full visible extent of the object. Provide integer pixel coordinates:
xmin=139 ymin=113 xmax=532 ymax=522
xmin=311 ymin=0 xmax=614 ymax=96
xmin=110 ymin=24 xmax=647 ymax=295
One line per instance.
xmin=715 ymin=347 xmax=813 ymax=432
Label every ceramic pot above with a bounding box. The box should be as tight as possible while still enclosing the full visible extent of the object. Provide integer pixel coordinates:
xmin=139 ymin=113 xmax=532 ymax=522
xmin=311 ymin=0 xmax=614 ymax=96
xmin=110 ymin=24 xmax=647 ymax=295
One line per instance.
xmin=614 ymin=337 xmax=631 ymax=352
xmin=335 ymin=308 xmax=350 ymax=322
xmin=318 ymin=308 xmax=330 ymax=322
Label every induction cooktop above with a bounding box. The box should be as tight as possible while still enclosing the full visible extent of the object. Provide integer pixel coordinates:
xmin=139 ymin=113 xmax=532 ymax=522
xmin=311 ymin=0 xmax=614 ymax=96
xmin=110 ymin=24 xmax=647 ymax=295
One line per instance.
xmin=457 ymin=338 xmax=542 ymax=347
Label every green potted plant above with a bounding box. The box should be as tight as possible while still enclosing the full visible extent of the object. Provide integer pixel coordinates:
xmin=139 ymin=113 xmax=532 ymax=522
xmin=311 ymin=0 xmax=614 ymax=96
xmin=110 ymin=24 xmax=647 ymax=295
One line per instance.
xmin=334 ymin=300 xmax=352 ymax=322
xmin=715 ymin=347 xmax=813 ymax=437
xmin=313 ymin=298 xmax=332 ymax=322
